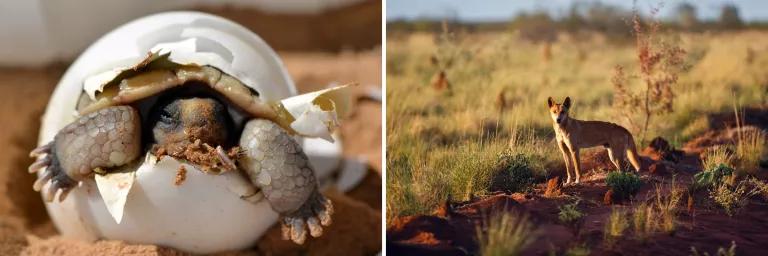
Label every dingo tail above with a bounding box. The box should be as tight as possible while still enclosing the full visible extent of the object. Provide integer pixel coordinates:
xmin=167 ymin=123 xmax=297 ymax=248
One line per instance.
xmin=626 ymin=139 xmax=642 ymax=172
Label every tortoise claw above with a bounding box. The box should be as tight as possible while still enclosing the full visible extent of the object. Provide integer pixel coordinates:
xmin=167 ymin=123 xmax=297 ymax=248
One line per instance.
xmin=29 ymin=143 xmax=51 ymax=158
xmin=33 ymin=170 xmax=53 ymax=191
xmin=43 ymin=183 xmax=57 ymax=202
xmin=28 ymin=143 xmax=53 ymax=173
xmin=280 ymin=192 xmax=334 ymax=244
xmin=28 ymin=157 xmax=51 ymax=173
xmin=32 ymin=160 xmax=79 ymax=202
xmin=30 ymin=143 xmax=80 ymax=202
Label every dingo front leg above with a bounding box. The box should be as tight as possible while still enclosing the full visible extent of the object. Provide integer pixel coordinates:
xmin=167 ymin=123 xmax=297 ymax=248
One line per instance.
xmin=570 ymin=148 xmax=581 ymax=184
xmin=558 ymin=142 xmax=573 ymax=184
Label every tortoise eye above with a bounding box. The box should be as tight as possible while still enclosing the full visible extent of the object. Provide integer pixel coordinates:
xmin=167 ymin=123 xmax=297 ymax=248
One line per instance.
xmin=159 ymin=105 xmax=180 ymax=124
xmin=160 ymin=111 xmax=173 ymax=122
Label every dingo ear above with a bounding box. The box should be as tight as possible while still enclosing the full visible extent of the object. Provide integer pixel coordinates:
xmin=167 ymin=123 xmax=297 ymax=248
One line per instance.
xmin=563 ymin=97 xmax=572 ymax=108
xmin=547 ymin=97 xmax=554 ymax=108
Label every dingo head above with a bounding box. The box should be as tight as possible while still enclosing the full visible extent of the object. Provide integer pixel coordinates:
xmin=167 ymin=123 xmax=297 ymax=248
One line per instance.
xmin=547 ymin=96 xmax=571 ymax=125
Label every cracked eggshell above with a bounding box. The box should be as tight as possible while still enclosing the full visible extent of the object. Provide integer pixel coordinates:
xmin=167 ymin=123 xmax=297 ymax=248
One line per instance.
xmin=38 ymin=12 xmax=340 ymax=253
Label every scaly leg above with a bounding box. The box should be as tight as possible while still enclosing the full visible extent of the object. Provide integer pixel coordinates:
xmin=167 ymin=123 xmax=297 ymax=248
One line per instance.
xmin=29 ymin=106 xmax=141 ymax=202
xmin=239 ymin=119 xmax=333 ymax=245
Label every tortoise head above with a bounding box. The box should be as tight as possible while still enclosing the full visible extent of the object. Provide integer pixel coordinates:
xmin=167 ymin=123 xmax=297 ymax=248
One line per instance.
xmin=150 ymin=96 xmax=234 ymax=147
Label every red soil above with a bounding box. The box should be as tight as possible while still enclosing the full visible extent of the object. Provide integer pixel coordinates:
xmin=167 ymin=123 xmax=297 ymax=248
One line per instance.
xmin=388 ymin=106 xmax=768 ymax=255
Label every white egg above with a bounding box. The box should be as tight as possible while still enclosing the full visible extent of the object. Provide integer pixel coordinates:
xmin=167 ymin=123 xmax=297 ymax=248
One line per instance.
xmin=37 ymin=11 xmax=347 ymax=253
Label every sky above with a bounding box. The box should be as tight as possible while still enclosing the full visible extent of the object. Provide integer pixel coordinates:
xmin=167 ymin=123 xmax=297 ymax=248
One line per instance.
xmin=387 ymin=0 xmax=768 ymax=22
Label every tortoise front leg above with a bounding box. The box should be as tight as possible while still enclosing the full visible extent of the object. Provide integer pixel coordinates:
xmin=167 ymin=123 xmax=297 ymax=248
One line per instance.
xmin=239 ymin=119 xmax=333 ymax=245
xmin=29 ymin=106 xmax=141 ymax=202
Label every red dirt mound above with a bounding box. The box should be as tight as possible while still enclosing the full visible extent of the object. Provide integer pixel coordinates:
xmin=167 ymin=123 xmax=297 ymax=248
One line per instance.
xmin=389 ymin=118 xmax=768 ymax=255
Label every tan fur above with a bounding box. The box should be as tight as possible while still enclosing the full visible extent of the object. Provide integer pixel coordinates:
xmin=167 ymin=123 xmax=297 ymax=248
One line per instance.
xmin=547 ymin=96 xmax=641 ymax=184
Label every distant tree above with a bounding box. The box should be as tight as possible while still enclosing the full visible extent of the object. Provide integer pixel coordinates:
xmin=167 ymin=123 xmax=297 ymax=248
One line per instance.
xmin=585 ymin=3 xmax=630 ymax=35
xmin=676 ymin=3 xmax=698 ymax=29
xmin=563 ymin=4 xmax=587 ymax=32
xmin=508 ymin=12 xmax=557 ymax=43
xmin=719 ymin=4 xmax=743 ymax=29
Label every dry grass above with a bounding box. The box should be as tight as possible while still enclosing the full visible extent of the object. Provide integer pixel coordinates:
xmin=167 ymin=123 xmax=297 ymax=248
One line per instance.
xmin=632 ymin=202 xmax=655 ymax=242
xmin=654 ymin=178 xmax=684 ymax=234
xmin=701 ymin=146 xmax=733 ymax=172
xmin=632 ymin=178 xmax=683 ymax=241
xmin=709 ymin=178 xmax=760 ymax=216
xmin=749 ymin=177 xmax=768 ymax=201
xmin=691 ymin=241 xmax=737 ymax=256
xmin=563 ymin=243 xmax=591 ymax=256
xmin=604 ymin=207 xmax=629 ymax=245
xmin=386 ymin=26 xmax=768 ymax=223
xmin=386 ymin=135 xmax=507 ymax=221
xmin=733 ymin=105 xmax=766 ymax=173
xmin=476 ymin=211 xmax=536 ymax=256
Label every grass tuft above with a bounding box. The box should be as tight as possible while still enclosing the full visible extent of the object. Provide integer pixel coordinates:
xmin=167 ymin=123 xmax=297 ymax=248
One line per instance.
xmin=709 ymin=178 xmax=760 ymax=217
xmin=734 ymin=128 xmax=766 ymax=173
xmin=558 ymin=200 xmax=585 ymax=233
xmin=604 ymin=207 xmax=629 ymax=246
xmin=691 ymin=241 xmax=737 ymax=256
xmin=476 ymin=211 xmax=536 ymax=256
xmin=701 ymin=146 xmax=733 ymax=174
xmin=631 ymin=177 xmax=683 ymax=241
xmin=563 ymin=243 xmax=591 ymax=256
xmin=654 ymin=178 xmax=683 ymax=235
xmin=632 ymin=202 xmax=655 ymax=242
xmin=733 ymin=105 xmax=767 ymax=173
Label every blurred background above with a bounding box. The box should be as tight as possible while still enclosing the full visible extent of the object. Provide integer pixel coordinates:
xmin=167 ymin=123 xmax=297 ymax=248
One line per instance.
xmin=0 ymin=0 xmax=381 ymax=255
xmin=1 ymin=0 xmax=381 ymax=65
xmin=388 ymin=0 xmax=768 ymax=32
xmin=387 ymin=0 xmax=768 ymax=255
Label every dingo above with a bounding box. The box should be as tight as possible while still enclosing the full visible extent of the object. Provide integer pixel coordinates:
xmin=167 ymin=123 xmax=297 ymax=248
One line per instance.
xmin=547 ymin=96 xmax=641 ymax=184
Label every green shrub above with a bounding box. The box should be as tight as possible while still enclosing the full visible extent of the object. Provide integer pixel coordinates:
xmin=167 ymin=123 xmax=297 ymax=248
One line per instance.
xmin=605 ymin=172 xmax=643 ymax=201
xmin=558 ymin=200 xmax=585 ymax=228
xmin=694 ymin=164 xmax=735 ymax=189
xmin=489 ymin=152 xmax=535 ymax=193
